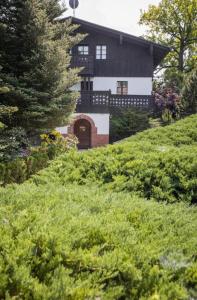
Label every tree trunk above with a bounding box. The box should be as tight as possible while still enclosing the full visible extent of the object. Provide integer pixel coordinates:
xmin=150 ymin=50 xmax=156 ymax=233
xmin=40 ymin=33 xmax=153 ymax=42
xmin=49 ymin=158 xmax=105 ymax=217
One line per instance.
xmin=178 ymin=42 xmax=184 ymax=72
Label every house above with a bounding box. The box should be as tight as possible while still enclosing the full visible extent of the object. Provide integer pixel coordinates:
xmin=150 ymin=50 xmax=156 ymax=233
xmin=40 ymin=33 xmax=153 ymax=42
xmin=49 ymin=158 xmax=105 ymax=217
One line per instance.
xmin=56 ymin=17 xmax=170 ymax=149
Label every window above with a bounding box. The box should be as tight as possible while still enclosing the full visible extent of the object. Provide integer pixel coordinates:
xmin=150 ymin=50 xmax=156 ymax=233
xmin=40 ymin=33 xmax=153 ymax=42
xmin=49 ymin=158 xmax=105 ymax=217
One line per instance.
xmin=96 ymin=45 xmax=107 ymax=59
xmin=78 ymin=45 xmax=89 ymax=55
xmin=117 ymin=81 xmax=128 ymax=95
xmin=80 ymin=126 xmax=87 ymax=132
xmin=81 ymin=80 xmax=93 ymax=91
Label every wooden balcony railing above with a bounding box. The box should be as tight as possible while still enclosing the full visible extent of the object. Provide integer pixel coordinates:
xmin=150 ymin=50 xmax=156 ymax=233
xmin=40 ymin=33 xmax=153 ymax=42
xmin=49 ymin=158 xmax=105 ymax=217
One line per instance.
xmin=76 ymin=91 xmax=154 ymax=113
xmin=71 ymin=55 xmax=94 ymax=75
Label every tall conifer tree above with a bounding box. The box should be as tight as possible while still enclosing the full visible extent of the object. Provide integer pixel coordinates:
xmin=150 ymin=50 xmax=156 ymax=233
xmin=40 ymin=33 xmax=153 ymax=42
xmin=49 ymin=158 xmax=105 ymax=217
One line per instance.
xmin=0 ymin=0 xmax=83 ymax=139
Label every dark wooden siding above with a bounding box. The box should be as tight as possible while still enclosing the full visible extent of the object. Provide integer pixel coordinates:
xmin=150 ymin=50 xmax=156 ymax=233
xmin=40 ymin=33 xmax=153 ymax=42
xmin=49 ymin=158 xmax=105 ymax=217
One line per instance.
xmin=72 ymin=27 xmax=153 ymax=77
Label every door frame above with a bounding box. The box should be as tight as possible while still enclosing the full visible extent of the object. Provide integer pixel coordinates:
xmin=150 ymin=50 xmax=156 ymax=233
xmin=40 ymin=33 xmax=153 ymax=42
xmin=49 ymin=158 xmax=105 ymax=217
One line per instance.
xmin=68 ymin=114 xmax=98 ymax=149
xmin=74 ymin=118 xmax=91 ymax=149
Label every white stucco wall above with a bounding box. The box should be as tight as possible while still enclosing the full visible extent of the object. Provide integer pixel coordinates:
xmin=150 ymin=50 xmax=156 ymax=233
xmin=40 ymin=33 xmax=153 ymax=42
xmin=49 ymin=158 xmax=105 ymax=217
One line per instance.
xmin=70 ymin=82 xmax=81 ymax=92
xmin=75 ymin=113 xmax=109 ymax=134
xmin=70 ymin=77 xmax=152 ymax=95
xmin=56 ymin=113 xmax=110 ymax=135
xmin=93 ymin=77 xmax=152 ymax=95
xmin=56 ymin=126 xmax=68 ymax=134
xmin=56 ymin=113 xmax=109 ymax=134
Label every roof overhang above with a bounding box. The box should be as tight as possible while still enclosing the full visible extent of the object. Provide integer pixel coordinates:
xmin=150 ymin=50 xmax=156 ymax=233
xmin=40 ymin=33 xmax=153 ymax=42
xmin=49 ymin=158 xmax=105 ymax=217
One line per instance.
xmin=61 ymin=16 xmax=170 ymax=69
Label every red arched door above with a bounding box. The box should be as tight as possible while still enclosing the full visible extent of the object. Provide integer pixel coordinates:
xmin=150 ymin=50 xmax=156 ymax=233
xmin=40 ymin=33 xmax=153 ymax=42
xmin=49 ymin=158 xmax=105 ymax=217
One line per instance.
xmin=74 ymin=119 xmax=91 ymax=149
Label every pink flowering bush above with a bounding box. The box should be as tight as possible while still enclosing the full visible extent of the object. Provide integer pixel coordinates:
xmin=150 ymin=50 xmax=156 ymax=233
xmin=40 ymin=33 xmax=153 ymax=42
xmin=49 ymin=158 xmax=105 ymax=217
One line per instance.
xmin=153 ymin=88 xmax=182 ymax=122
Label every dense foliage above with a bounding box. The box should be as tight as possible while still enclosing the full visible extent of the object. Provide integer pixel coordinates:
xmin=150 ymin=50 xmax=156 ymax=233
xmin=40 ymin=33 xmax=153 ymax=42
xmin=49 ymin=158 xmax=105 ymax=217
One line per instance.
xmin=140 ymin=0 xmax=197 ymax=89
xmin=0 ymin=83 xmax=26 ymax=160
xmin=182 ymin=67 xmax=197 ymax=113
xmin=35 ymin=115 xmax=197 ymax=204
xmin=153 ymin=87 xmax=182 ymax=122
xmin=110 ymin=108 xmax=150 ymax=142
xmin=0 ymin=0 xmax=83 ymax=149
xmin=0 ymin=184 xmax=196 ymax=299
xmin=0 ymin=132 xmax=77 ymax=186
xmin=0 ymin=115 xmax=196 ymax=299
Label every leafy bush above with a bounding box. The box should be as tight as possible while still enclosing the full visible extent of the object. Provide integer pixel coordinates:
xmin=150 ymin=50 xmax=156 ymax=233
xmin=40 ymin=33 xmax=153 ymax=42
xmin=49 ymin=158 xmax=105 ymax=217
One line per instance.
xmin=153 ymin=87 xmax=183 ymax=123
xmin=39 ymin=130 xmax=78 ymax=159
xmin=182 ymin=66 xmax=197 ymax=113
xmin=0 ymin=184 xmax=196 ymax=299
xmin=34 ymin=115 xmax=197 ymax=204
xmin=0 ymin=133 xmax=77 ymax=186
xmin=110 ymin=108 xmax=150 ymax=142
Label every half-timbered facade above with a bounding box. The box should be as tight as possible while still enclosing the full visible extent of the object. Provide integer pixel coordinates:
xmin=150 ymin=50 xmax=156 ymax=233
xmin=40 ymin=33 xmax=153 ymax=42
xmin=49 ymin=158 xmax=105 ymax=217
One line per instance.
xmin=57 ymin=17 xmax=170 ymax=148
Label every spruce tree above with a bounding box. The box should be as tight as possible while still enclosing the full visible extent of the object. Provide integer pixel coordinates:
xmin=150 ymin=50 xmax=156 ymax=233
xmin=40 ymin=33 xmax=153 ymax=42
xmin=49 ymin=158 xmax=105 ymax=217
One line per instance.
xmin=0 ymin=0 xmax=83 ymax=140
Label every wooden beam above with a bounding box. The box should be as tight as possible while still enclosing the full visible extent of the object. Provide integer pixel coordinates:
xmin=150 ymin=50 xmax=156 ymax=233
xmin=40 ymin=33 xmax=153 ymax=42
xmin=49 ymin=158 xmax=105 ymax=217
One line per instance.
xmin=150 ymin=44 xmax=154 ymax=56
xmin=88 ymin=77 xmax=90 ymax=91
xmin=120 ymin=34 xmax=123 ymax=45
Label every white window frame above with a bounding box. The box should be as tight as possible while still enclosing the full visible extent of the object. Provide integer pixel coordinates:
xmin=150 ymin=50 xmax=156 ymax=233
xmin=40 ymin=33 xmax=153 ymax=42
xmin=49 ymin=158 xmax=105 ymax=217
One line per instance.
xmin=78 ymin=45 xmax=89 ymax=55
xmin=117 ymin=81 xmax=128 ymax=95
xmin=96 ymin=45 xmax=107 ymax=60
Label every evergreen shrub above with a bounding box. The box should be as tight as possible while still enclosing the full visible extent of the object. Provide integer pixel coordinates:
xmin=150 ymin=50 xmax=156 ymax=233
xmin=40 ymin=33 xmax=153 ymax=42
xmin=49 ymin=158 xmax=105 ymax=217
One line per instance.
xmin=0 ymin=115 xmax=197 ymax=298
xmin=110 ymin=108 xmax=150 ymax=142
xmin=0 ymin=184 xmax=196 ymax=299
xmin=33 ymin=115 xmax=197 ymax=204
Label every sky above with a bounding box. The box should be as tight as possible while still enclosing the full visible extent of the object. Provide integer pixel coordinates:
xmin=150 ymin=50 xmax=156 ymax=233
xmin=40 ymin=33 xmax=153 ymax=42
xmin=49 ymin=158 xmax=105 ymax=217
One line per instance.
xmin=62 ymin=0 xmax=160 ymax=36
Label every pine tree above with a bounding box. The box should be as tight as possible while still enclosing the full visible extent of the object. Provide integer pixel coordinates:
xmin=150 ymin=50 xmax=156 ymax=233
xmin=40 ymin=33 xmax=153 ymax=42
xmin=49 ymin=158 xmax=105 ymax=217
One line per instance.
xmin=0 ymin=0 xmax=83 ymax=140
xmin=0 ymin=75 xmax=23 ymax=161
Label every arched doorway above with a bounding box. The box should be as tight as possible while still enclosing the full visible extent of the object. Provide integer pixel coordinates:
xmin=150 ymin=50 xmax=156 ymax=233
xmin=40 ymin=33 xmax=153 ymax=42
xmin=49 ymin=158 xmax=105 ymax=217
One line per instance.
xmin=74 ymin=119 xmax=91 ymax=149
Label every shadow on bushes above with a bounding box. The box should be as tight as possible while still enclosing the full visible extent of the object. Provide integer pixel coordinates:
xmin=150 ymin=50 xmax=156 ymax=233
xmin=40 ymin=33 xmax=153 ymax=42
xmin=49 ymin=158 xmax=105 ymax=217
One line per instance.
xmin=0 ymin=132 xmax=77 ymax=186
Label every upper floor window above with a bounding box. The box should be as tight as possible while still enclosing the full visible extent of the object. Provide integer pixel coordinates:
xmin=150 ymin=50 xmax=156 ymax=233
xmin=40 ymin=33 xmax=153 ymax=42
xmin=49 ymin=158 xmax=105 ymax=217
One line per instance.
xmin=96 ymin=45 xmax=107 ymax=59
xmin=78 ymin=45 xmax=89 ymax=55
xmin=117 ymin=81 xmax=128 ymax=95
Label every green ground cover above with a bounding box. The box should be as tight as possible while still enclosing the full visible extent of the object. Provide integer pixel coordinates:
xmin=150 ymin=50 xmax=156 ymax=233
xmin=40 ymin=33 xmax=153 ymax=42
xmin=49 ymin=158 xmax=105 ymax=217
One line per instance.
xmin=33 ymin=115 xmax=197 ymax=204
xmin=0 ymin=115 xmax=197 ymax=299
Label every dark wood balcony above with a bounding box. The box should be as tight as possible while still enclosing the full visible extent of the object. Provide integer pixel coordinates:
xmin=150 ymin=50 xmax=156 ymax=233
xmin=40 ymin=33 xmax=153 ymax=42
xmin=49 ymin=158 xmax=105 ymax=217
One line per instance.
xmin=71 ymin=55 xmax=94 ymax=76
xmin=76 ymin=91 xmax=154 ymax=113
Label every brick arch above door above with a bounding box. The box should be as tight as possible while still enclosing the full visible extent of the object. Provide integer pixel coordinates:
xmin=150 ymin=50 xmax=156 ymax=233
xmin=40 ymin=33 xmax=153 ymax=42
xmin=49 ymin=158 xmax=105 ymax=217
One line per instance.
xmin=68 ymin=114 xmax=98 ymax=148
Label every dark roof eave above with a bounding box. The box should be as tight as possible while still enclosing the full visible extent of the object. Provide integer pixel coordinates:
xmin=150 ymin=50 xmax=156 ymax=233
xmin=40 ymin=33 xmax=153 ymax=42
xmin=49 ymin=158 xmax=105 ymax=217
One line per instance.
xmin=60 ymin=16 xmax=170 ymax=52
